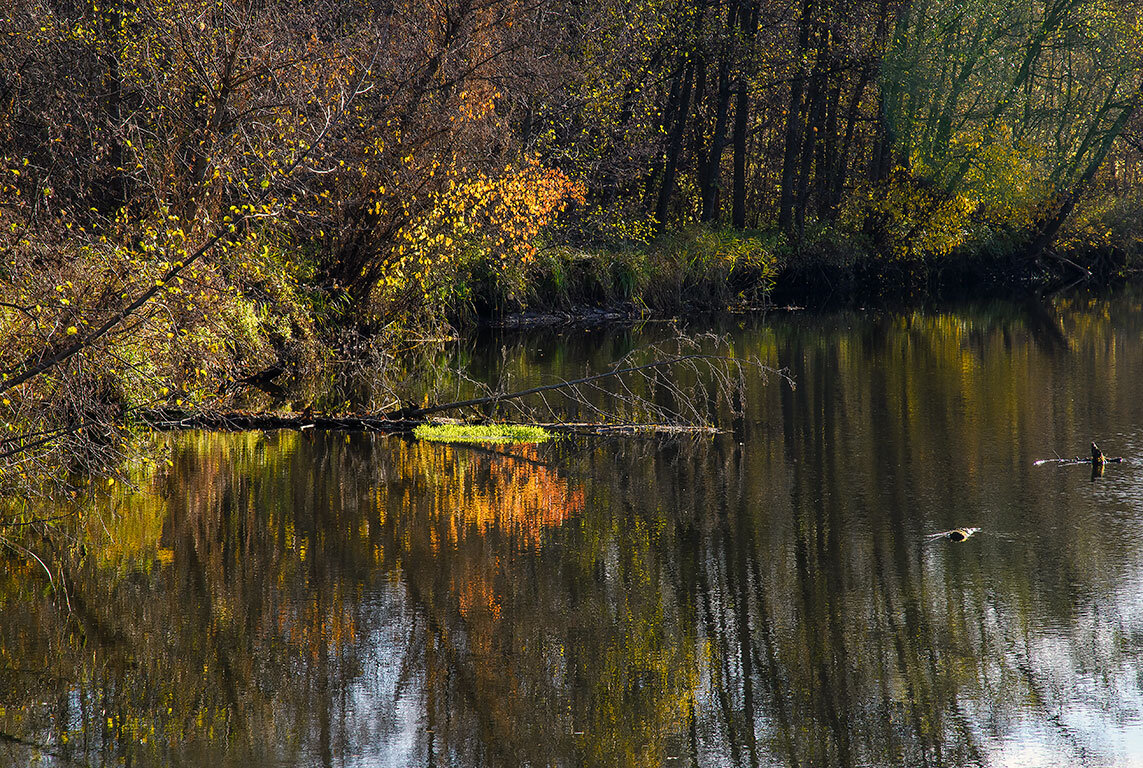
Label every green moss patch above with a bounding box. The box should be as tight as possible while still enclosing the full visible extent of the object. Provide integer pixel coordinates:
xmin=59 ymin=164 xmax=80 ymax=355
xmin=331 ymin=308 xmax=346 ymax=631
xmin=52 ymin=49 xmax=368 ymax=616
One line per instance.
xmin=413 ymin=423 xmax=552 ymax=444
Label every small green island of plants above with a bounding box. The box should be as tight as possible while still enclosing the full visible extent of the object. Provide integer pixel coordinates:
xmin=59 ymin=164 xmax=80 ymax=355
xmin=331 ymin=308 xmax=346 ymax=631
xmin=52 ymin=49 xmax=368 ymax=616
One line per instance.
xmin=413 ymin=423 xmax=552 ymax=444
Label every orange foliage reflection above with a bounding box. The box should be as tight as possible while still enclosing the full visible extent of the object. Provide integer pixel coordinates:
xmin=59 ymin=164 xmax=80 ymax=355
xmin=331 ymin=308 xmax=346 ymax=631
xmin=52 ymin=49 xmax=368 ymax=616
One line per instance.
xmin=401 ymin=441 xmax=584 ymax=550
xmin=389 ymin=439 xmax=585 ymax=646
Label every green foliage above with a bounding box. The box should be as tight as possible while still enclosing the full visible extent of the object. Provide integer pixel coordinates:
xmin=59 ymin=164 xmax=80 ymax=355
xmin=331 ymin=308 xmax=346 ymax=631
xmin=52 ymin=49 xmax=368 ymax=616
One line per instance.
xmin=551 ymin=204 xmax=659 ymax=249
xmin=1045 ymin=193 xmax=1143 ymax=278
xmin=414 ymin=423 xmax=552 ymax=443
xmin=845 ymin=171 xmax=974 ymax=260
xmin=0 ymin=222 xmax=329 ymax=496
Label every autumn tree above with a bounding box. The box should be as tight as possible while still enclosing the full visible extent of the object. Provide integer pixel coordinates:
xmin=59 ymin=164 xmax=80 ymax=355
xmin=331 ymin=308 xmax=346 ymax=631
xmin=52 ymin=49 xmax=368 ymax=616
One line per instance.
xmin=0 ymin=0 xmax=583 ymax=491
xmin=867 ymin=0 xmax=1143 ymax=259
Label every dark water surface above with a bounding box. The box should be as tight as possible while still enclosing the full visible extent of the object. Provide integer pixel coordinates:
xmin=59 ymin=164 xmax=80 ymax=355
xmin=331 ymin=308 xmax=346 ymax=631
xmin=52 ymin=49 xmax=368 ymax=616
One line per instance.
xmin=6 ymin=296 xmax=1143 ymax=767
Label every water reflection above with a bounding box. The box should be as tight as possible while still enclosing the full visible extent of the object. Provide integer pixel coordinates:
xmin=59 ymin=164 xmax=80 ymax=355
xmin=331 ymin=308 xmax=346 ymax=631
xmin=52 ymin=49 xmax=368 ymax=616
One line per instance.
xmin=5 ymin=296 xmax=1143 ymax=766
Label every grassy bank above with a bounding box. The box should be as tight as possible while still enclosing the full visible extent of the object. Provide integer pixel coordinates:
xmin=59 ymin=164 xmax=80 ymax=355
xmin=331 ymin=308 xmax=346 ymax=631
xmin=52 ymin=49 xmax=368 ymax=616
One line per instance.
xmin=440 ymin=225 xmax=780 ymax=321
xmin=444 ymin=198 xmax=1143 ymax=322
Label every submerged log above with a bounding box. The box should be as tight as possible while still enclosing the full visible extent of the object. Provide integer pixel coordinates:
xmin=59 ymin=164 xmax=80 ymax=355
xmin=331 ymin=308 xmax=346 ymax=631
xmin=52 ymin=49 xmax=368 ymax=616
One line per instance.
xmin=140 ymin=409 xmax=718 ymax=437
xmin=143 ymin=344 xmax=756 ymax=438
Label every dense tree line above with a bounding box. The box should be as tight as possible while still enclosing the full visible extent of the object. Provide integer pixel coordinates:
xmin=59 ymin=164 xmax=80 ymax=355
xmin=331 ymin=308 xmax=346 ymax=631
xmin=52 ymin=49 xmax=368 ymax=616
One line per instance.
xmin=3 ymin=0 xmax=1141 ymax=305
xmin=534 ymin=0 xmax=1143 ymax=260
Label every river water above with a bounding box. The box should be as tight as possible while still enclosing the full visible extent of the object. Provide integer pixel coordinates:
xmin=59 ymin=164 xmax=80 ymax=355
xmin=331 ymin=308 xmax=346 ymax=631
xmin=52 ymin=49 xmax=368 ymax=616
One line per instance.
xmin=5 ymin=295 xmax=1143 ymax=767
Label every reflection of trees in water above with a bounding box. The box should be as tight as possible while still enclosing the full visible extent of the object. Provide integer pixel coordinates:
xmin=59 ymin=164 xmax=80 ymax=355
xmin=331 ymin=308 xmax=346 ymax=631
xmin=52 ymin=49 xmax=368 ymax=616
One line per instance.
xmin=0 ymin=431 xmax=699 ymax=767
xmin=375 ymin=437 xmax=699 ymax=766
xmin=0 ymin=431 xmax=398 ymax=767
xmin=676 ymin=299 xmax=1143 ymax=768
xmin=6 ymin=300 xmax=1143 ymax=765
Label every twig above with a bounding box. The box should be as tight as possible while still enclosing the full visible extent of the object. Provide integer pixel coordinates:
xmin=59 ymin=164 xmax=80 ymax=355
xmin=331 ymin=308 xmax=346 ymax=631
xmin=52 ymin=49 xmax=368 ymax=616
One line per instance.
xmin=387 ymin=353 xmax=715 ymax=420
xmin=0 ymin=536 xmax=54 ymax=589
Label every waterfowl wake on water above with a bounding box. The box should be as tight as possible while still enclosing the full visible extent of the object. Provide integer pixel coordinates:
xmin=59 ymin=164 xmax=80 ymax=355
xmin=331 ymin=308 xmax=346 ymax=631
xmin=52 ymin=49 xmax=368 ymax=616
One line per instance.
xmin=926 ymin=527 xmax=981 ymax=542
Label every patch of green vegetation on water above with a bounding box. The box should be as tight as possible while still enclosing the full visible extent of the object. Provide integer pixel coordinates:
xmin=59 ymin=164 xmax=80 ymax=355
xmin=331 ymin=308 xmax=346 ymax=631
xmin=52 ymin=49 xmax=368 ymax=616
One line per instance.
xmin=413 ymin=423 xmax=552 ymax=444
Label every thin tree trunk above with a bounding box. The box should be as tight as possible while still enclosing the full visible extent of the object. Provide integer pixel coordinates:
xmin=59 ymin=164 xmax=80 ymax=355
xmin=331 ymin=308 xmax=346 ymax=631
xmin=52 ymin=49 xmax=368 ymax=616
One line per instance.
xmin=691 ymin=54 xmax=711 ymax=206
xmin=869 ymin=0 xmax=912 ymax=185
xmin=732 ymin=83 xmax=750 ymax=228
xmin=732 ymin=1 xmax=759 ymax=229
xmin=657 ymin=60 xmax=697 ymax=228
xmin=826 ymin=65 xmax=871 ymax=218
xmin=700 ymin=0 xmax=741 ymax=222
xmin=795 ymin=56 xmax=827 ymax=240
xmin=779 ymin=0 xmax=817 ymax=232
xmin=1026 ymin=89 xmax=1140 ymax=259
xmin=815 ymin=78 xmax=842 ymax=220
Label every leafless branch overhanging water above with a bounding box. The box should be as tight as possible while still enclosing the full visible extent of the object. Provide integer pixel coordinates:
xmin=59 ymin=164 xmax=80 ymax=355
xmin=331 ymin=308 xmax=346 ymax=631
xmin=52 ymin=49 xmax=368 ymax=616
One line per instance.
xmin=410 ymin=332 xmax=791 ymax=431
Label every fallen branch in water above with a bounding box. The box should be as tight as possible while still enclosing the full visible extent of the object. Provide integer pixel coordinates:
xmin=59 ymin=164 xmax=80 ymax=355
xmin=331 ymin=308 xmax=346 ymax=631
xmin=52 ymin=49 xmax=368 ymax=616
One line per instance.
xmin=144 ymin=333 xmax=773 ymax=437
xmin=382 ymin=353 xmax=714 ymax=421
xmin=1034 ymin=442 xmax=1124 ymax=466
xmin=140 ymin=409 xmax=719 ymax=436
xmin=141 ymin=409 xmax=416 ymax=432
xmin=532 ymin=421 xmax=718 ymax=436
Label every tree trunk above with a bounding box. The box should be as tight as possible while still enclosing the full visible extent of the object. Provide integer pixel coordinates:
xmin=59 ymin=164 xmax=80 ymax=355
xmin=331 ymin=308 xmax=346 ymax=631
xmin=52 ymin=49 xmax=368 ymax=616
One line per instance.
xmin=814 ymin=77 xmax=841 ymax=220
xmin=732 ymin=81 xmax=749 ymax=228
xmin=656 ymin=60 xmax=697 ymax=228
xmin=700 ymin=0 xmax=741 ymax=222
xmin=794 ymin=55 xmax=827 ymax=240
xmin=732 ymin=1 xmax=759 ymax=229
xmin=1025 ymin=89 xmax=1139 ymax=259
xmin=778 ymin=0 xmax=817 ymax=232
xmin=826 ymin=65 xmax=871 ymax=218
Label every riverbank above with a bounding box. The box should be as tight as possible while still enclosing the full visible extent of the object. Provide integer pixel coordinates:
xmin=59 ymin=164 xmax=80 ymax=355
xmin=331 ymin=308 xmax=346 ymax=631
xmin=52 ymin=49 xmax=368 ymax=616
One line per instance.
xmin=463 ymin=218 xmax=1143 ymax=325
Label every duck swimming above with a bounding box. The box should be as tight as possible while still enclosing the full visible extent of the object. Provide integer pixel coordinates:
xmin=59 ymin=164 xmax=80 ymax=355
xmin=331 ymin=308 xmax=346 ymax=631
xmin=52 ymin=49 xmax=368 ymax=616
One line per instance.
xmin=927 ymin=527 xmax=980 ymax=542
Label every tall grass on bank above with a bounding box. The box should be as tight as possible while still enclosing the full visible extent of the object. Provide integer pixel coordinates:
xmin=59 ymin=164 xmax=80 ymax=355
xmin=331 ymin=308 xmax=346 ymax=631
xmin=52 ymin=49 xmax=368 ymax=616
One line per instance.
xmin=434 ymin=225 xmax=781 ymax=322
